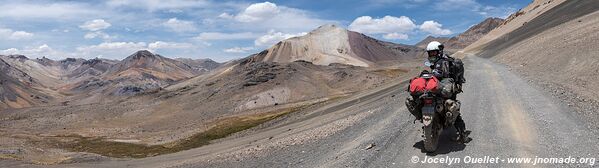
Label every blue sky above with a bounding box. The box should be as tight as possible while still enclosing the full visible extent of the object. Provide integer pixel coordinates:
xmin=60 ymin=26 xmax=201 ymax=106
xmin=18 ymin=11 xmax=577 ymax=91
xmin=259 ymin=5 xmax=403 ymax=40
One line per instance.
xmin=0 ymin=0 xmax=529 ymax=62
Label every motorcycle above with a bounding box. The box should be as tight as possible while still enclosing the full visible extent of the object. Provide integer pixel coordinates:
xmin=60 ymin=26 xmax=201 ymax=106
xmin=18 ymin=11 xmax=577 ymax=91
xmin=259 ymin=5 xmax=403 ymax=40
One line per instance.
xmin=406 ymin=72 xmax=462 ymax=152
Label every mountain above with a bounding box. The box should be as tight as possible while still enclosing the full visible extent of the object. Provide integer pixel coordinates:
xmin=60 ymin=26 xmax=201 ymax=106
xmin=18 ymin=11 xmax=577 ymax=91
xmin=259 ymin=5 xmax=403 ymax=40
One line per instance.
xmin=444 ymin=17 xmax=504 ymax=51
xmin=415 ymin=36 xmax=450 ymax=49
xmin=416 ymin=17 xmax=504 ymax=52
xmin=252 ymin=24 xmax=421 ymax=67
xmin=106 ymin=50 xmax=198 ymax=80
xmin=66 ymin=58 xmax=116 ymax=80
xmin=65 ymin=50 xmax=200 ymax=96
xmin=1 ymin=50 xmax=220 ymax=108
xmin=175 ymin=58 xmax=222 ymax=72
xmin=57 ymin=58 xmax=86 ymax=71
xmin=0 ymin=57 xmax=51 ymax=109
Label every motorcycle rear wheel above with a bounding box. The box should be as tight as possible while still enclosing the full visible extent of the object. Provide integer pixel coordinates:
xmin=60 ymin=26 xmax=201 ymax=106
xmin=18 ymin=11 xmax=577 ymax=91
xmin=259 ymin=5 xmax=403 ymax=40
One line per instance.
xmin=423 ymin=115 xmax=440 ymax=152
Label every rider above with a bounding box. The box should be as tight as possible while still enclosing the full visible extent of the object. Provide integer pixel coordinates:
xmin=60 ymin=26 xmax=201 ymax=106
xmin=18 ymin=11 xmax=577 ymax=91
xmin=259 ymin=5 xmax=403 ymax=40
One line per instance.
xmin=410 ymin=41 xmax=469 ymax=143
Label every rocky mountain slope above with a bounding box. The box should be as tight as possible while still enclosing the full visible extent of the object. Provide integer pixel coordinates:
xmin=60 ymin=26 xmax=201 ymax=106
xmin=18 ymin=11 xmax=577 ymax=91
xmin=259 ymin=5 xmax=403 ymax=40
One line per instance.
xmin=0 ymin=58 xmax=51 ymax=109
xmin=66 ymin=58 xmax=116 ymax=80
xmin=254 ymin=24 xmax=421 ymax=67
xmin=460 ymin=0 xmax=599 ymax=127
xmin=444 ymin=17 xmax=504 ymax=51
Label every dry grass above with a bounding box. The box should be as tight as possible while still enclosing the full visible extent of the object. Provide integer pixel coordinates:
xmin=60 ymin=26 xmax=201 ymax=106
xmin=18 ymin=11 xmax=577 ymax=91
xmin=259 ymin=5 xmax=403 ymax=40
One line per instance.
xmin=51 ymin=100 xmax=328 ymax=158
xmin=0 ymin=154 xmax=23 ymax=160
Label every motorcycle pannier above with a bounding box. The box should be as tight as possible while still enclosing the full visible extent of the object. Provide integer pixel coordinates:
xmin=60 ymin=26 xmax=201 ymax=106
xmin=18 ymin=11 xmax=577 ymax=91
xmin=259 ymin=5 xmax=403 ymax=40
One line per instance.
xmin=439 ymin=78 xmax=455 ymax=98
xmin=409 ymin=76 xmax=439 ymax=96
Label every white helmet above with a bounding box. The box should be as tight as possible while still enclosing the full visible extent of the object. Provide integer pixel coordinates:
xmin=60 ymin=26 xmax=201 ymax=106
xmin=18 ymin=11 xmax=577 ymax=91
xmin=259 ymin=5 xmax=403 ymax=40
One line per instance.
xmin=426 ymin=41 xmax=442 ymax=51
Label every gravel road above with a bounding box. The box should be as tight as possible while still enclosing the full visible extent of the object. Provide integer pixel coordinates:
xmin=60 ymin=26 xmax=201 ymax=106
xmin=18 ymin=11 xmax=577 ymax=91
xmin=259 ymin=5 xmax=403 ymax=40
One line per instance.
xmin=3 ymin=56 xmax=598 ymax=167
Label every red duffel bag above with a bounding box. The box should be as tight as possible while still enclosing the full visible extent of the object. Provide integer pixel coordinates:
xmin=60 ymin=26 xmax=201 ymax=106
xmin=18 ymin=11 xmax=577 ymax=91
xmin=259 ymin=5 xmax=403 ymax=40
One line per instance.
xmin=409 ymin=76 xmax=439 ymax=95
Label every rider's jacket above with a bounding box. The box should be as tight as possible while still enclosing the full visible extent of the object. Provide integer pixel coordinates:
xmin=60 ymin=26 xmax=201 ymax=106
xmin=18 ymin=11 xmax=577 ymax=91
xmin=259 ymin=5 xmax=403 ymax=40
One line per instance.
xmin=429 ymin=54 xmax=452 ymax=79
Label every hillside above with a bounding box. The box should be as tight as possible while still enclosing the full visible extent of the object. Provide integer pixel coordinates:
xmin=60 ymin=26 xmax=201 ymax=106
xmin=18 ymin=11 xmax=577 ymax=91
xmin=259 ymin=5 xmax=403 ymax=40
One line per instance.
xmin=444 ymin=17 xmax=504 ymax=51
xmin=461 ymin=0 xmax=599 ymax=125
xmin=0 ymin=58 xmax=51 ymax=109
xmin=64 ymin=50 xmax=201 ymax=97
xmin=254 ymin=24 xmax=421 ymax=67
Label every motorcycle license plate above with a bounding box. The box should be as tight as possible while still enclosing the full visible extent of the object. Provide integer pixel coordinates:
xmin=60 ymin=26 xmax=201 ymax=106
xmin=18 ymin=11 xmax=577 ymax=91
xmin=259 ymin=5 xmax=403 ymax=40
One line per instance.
xmin=422 ymin=105 xmax=435 ymax=126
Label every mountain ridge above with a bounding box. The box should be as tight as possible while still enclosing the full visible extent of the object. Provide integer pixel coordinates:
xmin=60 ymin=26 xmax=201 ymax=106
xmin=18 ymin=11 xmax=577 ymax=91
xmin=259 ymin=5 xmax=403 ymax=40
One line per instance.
xmin=253 ymin=24 xmax=421 ymax=67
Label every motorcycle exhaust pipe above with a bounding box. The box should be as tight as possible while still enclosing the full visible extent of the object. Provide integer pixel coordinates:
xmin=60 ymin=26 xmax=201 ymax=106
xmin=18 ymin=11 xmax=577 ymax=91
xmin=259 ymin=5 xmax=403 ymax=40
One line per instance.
xmin=436 ymin=103 xmax=444 ymax=112
xmin=446 ymin=112 xmax=453 ymax=118
xmin=445 ymin=99 xmax=460 ymax=113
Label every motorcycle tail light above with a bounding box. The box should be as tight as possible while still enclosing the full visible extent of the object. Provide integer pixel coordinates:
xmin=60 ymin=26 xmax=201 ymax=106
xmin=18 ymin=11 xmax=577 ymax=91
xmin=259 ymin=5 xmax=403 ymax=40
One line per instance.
xmin=423 ymin=99 xmax=433 ymax=104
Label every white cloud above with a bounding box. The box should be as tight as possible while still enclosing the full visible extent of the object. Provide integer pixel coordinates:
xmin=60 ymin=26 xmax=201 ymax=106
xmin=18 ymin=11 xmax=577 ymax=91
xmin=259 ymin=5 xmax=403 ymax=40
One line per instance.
xmin=195 ymin=32 xmax=259 ymax=40
xmin=434 ymin=0 xmax=516 ymax=18
xmin=78 ymin=42 xmax=146 ymax=50
xmin=235 ymin=2 xmax=280 ymax=22
xmin=348 ymin=16 xmax=454 ymax=39
xmin=218 ymin=12 xmax=234 ymax=19
xmin=73 ymin=41 xmax=200 ymax=59
xmin=80 ymin=19 xmax=112 ymax=31
xmin=0 ymin=48 xmax=20 ymax=55
xmin=383 ymin=33 xmax=409 ymax=40
xmin=148 ymin=41 xmax=194 ymax=50
xmin=10 ymin=31 xmax=34 ymax=39
xmin=0 ymin=28 xmax=34 ymax=40
xmin=223 ymin=47 xmax=255 ymax=53
xmin=0 ymin=2 xmax=101 ymax=20
xmin=163 ymin=18 xmax=197 ymax=33
xmin=84 ymin=31 xmax=114 ymax=40
xmin=477 ymin=5 xmax=517 ymax=18
xmin=226 ymin=2 xmax=335 ymax=32
xmin=348 ymin=16 xmax=416 ymax=34
xmin=0 ymin=44 xmax=65 ymax=59
xmin=254 ymin=30 xmax=306 ymax=47
xmin=419 ymin=21 xmax=452 ymax=35
xmin=76 ymin=42 xmax=147 ymax=59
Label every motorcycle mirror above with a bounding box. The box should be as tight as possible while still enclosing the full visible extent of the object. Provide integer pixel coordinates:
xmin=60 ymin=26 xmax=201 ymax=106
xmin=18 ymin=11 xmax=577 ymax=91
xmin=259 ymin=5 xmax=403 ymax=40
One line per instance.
xmin=424 ymin=61 xmax=432 ymax=67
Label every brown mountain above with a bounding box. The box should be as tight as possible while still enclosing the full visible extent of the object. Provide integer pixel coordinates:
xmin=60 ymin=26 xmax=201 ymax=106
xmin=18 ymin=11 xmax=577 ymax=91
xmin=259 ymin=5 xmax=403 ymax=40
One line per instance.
xmin=0 ymin=57 xmax=51 ymax=109
xmin=0 ymin=51 xmax=222 ymax=107
xmin=445 ymin=17 xmax=505 ymax=51
xmin=67 ymin=58 xmax=116 ymax=79
xmin=415 ymin=36 xmax=450 ymax=49
xmin=64 ymin=50 xmax=200 ymax=97
xmin=253 ymin=24 xmax=421 ymax=67
xmin=107 ymin=50 xmax=198 ymax=80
